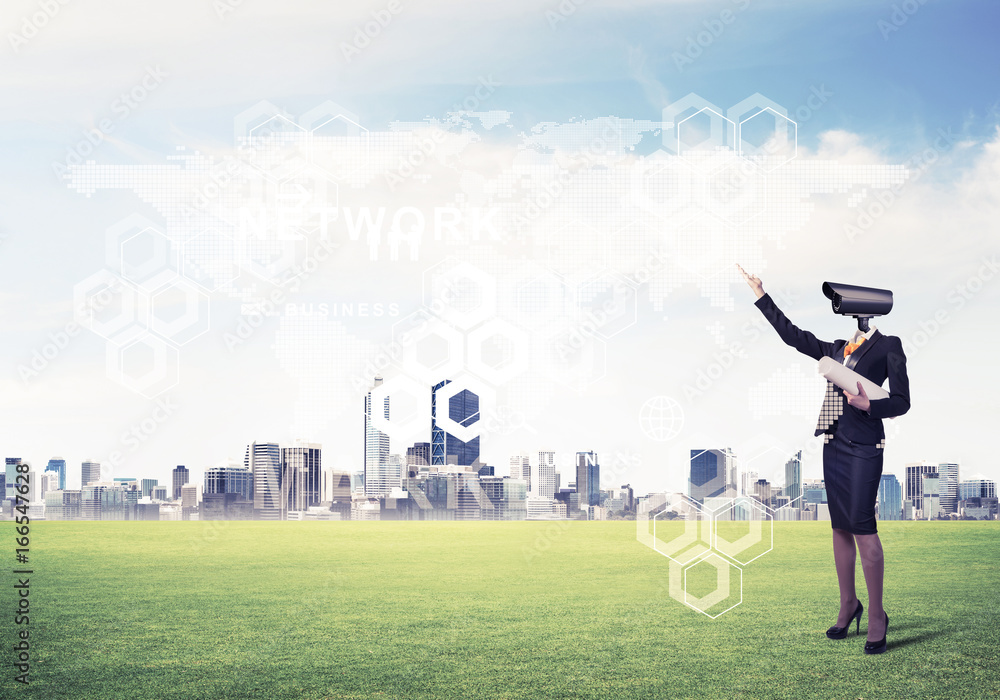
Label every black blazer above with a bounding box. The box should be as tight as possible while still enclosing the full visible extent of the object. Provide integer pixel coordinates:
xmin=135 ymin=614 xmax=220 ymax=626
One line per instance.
xmin=755 ymin=293 xmax=910 ymax=444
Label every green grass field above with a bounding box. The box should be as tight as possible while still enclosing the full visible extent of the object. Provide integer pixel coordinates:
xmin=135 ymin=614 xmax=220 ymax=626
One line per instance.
xmin=5 ymin=520 xmax=999 ymax=699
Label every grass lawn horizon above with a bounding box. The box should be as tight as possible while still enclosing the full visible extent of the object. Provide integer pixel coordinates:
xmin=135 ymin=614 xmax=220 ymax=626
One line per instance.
xmin=7 ymin=520 xmax=999 ymax=699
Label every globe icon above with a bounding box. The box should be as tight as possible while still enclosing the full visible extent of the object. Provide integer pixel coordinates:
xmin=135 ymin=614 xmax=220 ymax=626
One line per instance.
xmin=639 ymin=396 xmax=684 ymax=441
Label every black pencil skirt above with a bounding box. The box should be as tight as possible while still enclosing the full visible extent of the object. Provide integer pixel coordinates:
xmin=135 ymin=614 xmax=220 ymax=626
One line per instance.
xmin=822 ymin=431 xmax=884 ymax=535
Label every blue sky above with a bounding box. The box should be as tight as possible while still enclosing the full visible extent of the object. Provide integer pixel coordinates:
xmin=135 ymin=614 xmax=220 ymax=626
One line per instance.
xmin=2 ymin=0 xmax=999 ymax=494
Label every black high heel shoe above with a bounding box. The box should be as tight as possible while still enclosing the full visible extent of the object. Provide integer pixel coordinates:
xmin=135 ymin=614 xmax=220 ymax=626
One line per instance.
xmin=864 ymin=613 xmax=889 ymax=655
xmin=826 ymin=600 xmax=863 ymax=639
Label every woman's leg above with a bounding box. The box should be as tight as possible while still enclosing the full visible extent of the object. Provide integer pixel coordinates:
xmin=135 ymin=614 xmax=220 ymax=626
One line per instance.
xmin=832 ymin=527 xmax=859 ymax=626
xmin=855 ymin=533 xmax=886 ymax=641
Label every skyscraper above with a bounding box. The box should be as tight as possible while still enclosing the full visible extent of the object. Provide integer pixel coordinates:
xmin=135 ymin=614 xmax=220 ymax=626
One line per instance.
xmin=937 ymin=463 xmax=959 ymax=515
xmin=365 ymin=376 xmax=391 ymax=496
xmin=576 ymin=451 xmax=600 ymax=508
xmin=282 ymin=442 xmax=322 ymax=512
xmin=81 ymin=460 xmax=102 ymax=488
xmin=905 ymin=463 xmax=938 ymax=510
xmin=921 ymin=474 xmax=940 ymax=519
xmin=246 ymin=442 xmax=283 ymax=520
xmin=46 ymin=458 xmax=67 ymax=490
xmin=784 ymin=451 xmax=803 ymax=507
xmin=689 ymin=448 xmax=736 ymax=502
xmin=430 ymin=380 xmax=481 ymax=467
xmin=878 ymin=474 xmax=902 ymax=521
xmin=536 ymin=450 xmax=556 ymax=498
xmin=172 ymin=465 xmax=189 ymax=500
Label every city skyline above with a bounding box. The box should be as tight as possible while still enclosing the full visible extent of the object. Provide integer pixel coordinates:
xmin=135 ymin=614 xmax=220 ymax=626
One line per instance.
xmin=3 ymin=0 xmax=999 ymax=501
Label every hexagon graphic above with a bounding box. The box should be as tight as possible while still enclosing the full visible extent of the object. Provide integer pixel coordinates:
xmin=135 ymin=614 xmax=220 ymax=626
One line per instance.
xmin=369 ymin=374 xmax=432 ymax=443
xmin=247 ymin=114 xmax=309 ymax=183
xmin=423 ymin=260 xmax=497 ymax=330
xmin=649 ymin=494 xmax=713 ymax=566
xmin=104 ymin=214 xmax=163 ymax=271
xmin=662 ymin=93 xmax=727 ymax=153
xmin=106 ymin=333 xmax=179 ymax=398
xmin=676 ymin=107 xmax=736 ymax=159
xmin=713 ymin=496 xmax=774 ymax=566
xmin=120 ymin=226 xmax=178 ymax=291
xmin=182 ymin=228 xmax=241 ymax=292
xmin=727 ymin=93 xmax=797 ymax=171
xmin=682 ymin=552 xmax=743 ymax=618
xmin=432 ymin=374 xmax=494 ymax=444
xmin=466 ymin=318 xmax=529 ymax=386
xmin=392 ymin=312 xmax=465 ymax=386
xmin=73 ymin=270 xmax=148 ymax=345
xmin=301 ymin=100 xmax=371 ymax=182
xmin=150 ymin=279 xmax=210 ymax=345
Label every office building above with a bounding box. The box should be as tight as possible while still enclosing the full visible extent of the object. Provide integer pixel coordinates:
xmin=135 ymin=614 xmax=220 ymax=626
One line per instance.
xmin=365 ymin=376 xmax=392 ymax=496
xmin=282 ymin=442 xmax=322 ymax=511
xmin=204 ymin=465 xmax=253 ymax=501
xmin=905 ymin=463 xmax=938 ymax=510
xmin=878 ymin=474 xmax=903 ymax=521
xmin=576 ymin=451 xmax=601 ymax=509
xmin=46 ymin=458 xmax=67 ymax=490
xmin=172 ymin=465 xmax=190 ymax=499
xmin=921 ymin=474 xmax=940 ymax=519
xmin=79 ymin=460 xmax=101 ymax=488
xmin=959 ymin=479 xmax=997 ymax=500
xmin=784 ymin=451 xmax=802 ymax=507
xmin=246 ymin=442 xmax=283 ymax=520
xmin=5 ymin=457 xmax=21 ymax=501
xmin=431 ymin=380 xmax=481 ymax=467
xmin=510 ymin=454 xmax=530 ymax=489
xmin=536 ymin=450 xmax=556 ymax=498
xmin=937 ymin=463 xmax=959 ymax=515
xmin=44 ymin=489 xmax=81 ymax=520
xmin=140 ymin=478 xmax=159 ymax=499
xmin=406 ymin=442 xmax=431 ymax=477
xmin=689 ymin=448 xmax=736 ymax=502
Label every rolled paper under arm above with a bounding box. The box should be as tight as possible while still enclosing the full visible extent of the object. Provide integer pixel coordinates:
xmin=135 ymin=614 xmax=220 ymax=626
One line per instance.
xmin=817 ymin=356 xmax=890 ymax=400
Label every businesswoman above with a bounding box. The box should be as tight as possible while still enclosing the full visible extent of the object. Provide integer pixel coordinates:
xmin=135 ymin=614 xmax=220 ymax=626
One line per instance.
xmin=737 ymin=265 xmax=910 ymax=654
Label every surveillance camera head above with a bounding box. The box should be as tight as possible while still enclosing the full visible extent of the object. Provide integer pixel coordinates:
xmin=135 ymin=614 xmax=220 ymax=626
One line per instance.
xmin=822 ymin=281 xmax=893 ymax=332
